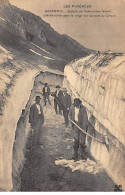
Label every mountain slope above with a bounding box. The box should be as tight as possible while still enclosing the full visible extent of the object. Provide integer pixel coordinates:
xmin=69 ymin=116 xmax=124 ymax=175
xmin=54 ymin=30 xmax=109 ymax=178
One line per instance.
xmin=0 ymin=0 xmax=93 ymax=70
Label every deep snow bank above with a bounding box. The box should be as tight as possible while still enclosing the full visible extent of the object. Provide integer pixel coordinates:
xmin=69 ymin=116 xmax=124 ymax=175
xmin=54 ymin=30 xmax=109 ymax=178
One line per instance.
xmin=0 ymin=68 xmax=39 ymax=191
xmin=0 ymin=44 xmax=64 ymax=191
xmin=63 ymin=51 xmax=125 ymax=189
xmin=0 ymin=44 xmax=39 ymax=191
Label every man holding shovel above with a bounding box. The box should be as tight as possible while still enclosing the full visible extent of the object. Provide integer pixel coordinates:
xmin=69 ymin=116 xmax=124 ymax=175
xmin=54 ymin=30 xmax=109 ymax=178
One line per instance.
xmin=69 ymin=98 xmax=88 ymax=160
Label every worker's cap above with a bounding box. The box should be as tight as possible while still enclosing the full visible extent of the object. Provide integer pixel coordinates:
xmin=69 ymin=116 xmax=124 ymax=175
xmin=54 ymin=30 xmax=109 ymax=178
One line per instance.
xmin=62 ymin=88 xmax=67 ymax=92
xmin=56 ymin=85 xmax=60 ymax=88
xmin=35 ymin=96 xmax=42 ymax=101
xmin=74 ymin=98 xmax=82 ymax=106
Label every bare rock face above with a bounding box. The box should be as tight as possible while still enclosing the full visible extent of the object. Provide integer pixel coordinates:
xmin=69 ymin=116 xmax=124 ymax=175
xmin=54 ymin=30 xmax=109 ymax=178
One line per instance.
xmin=0 ymin=0 xmax=10 ymax=8
xmin=0 ymin=0 xmax=13 ymax=18
xmin=63 ymin=51 xmax=125 ymax=190
xmin=15 ymin=15 xmax=26 ymax=39
xmin=21 ymin=12 xmax=47 ymax=42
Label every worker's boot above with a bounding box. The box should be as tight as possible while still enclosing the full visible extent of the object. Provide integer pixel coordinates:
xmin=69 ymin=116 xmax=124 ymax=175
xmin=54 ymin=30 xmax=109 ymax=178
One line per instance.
xmin=72 ymin=143 xmax=79 ymax=160
xmin=79 ymin=144 xmax=87 ymax=160
xmin=72 ymin=149 xmax=78 ymax=160
xmin=72 ymin=139 xmax=79 ymax=160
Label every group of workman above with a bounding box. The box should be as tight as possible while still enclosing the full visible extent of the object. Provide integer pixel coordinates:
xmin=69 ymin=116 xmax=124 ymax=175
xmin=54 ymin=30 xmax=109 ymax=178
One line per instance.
xmin=29 ymin=83 xmax=88 ymax=160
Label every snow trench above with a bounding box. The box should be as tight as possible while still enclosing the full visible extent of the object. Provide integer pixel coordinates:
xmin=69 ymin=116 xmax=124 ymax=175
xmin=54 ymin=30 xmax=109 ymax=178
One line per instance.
xmin=0 ymin=69 xmax=64 ymax=191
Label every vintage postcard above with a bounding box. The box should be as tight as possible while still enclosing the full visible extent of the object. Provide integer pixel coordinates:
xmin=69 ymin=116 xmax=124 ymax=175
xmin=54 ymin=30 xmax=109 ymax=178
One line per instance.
xmin=0 ymin=0 xmax=125 ymax=192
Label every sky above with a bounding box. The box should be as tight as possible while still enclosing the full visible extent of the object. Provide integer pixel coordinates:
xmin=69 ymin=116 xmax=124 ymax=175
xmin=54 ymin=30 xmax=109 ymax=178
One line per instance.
xmin=9 ymin=0 xmax=125 ymax=52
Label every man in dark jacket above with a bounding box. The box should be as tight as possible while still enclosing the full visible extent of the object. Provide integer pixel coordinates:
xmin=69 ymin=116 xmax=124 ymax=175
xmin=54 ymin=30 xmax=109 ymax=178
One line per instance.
xmin=69 ymin=98 xmax=88 ymax=160
xmin=42 ymin=83 xmax=51 ymax=106
xmin=29 ymin=96 xmax=44 ymax=149
xmin=61 ymin=88 xmax=72 ymax=127
xmin=53 ymin=85 xmax=63 ymax=115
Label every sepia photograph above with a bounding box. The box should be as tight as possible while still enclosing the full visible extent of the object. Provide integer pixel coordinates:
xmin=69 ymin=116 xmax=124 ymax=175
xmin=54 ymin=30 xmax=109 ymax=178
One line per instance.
xmin=0 ymin=0 xmax=125 ymax=192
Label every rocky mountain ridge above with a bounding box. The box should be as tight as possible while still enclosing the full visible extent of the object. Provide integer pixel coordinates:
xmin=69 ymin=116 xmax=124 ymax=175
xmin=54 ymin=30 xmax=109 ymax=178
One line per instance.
xmin=0 ymin=0 xmax=93 ymax=70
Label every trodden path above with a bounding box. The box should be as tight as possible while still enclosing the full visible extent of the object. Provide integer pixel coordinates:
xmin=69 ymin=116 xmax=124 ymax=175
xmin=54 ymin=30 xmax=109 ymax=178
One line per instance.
xmin=20 ymin=103 xmax=115 ymax=191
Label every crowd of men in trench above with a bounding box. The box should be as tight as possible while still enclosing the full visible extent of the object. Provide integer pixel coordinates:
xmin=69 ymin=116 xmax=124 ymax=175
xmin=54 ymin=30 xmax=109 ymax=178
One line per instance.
xmin=29 ymin=83 xmax=88 ymax=160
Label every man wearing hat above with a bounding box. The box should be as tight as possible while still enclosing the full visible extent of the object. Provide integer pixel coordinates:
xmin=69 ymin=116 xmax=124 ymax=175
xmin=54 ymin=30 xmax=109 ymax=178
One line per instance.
xmin=69 ymin=98 xmax=88 ymax=159
xmin=61 ymin=88 xmax=72 ymax=127
xmin=53 ymin=85 xmax=63 ymax=115
xmin=29 ymin=96 xmax=44 ymax=149
xmin=42 ymin=83 xmax=51 ymax=106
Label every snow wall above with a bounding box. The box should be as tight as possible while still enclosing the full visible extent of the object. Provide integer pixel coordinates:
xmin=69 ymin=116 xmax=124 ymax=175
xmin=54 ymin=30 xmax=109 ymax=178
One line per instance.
xmin=0 ymin=68 xmax=39 ymax=191
xmin=0 ymin=62 xmax=64 ymax=191
xmin=63 ymin=52 xmax=125 ymax=189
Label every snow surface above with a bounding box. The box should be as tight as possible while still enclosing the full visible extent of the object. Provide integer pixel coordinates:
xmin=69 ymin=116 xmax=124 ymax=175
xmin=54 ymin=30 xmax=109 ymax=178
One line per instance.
xmin=29 ymin=49 xmax=54 ymax=60
xmin=0 ymin=17 xmax=5 ymax=21
xmin=31 ymin=42 xmax=50 ymax=54
xmin=0 ymin=69 xmax=39 ymax=191
xmin=55 ymin=158 xmax=102 ymax=174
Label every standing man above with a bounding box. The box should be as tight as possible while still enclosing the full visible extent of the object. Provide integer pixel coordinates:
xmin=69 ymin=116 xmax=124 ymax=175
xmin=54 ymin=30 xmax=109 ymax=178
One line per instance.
xmin=53 ymin=85 xmax=63 ymax=115
xmin=61 ymin=88 xmax=71 ymax=127
xmin=42 ymin=83 xmax=51 ymax=106
xmin=69 ymin=98 xmax=88 ymax=160
xmin=29 ymin=96 xmax=44 ymax=149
